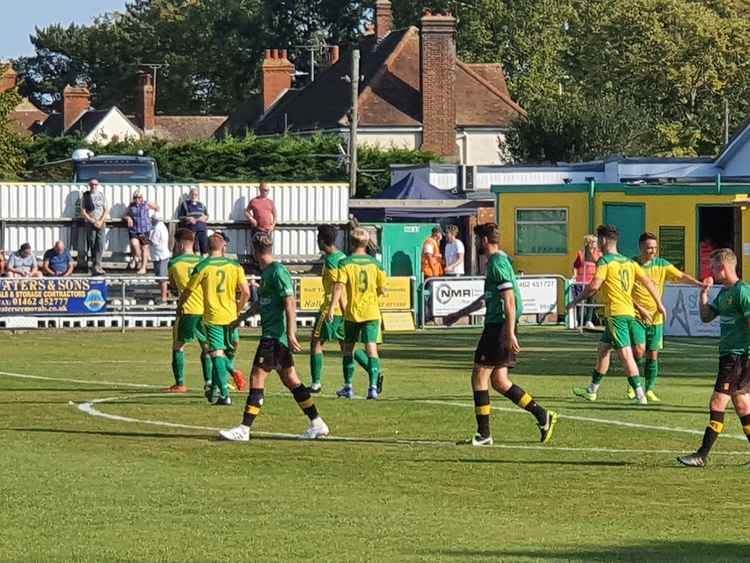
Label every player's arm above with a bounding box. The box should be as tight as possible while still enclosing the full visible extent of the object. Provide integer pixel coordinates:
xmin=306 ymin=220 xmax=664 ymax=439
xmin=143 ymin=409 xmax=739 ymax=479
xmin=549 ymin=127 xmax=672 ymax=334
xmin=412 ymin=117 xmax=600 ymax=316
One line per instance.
xmin=236 ymin=278 xmax=251 ymax=318
xmin=327 ymin=283 xmax=344 ymax=322
xmin=633 ymin=301 xmax=653 ymax=324
xmin=566 ymin=276 xmax=603 ymax=310
xmin=699 ymin=277 xmax=717 ymax=322
xmin=501 ymin=287 xmax=520 ymax=353
xmin=635 ymin=268 xmax=667 ymax=318
xmin=444 ymin=295 xmax=485 ymax=326
xmin=285 ymin=295 xmax=302 ymax=352
xmin=376 ymin=266 xmax=386 ymax=297
xmin=178 ymin=268 xmax=204 ymax=313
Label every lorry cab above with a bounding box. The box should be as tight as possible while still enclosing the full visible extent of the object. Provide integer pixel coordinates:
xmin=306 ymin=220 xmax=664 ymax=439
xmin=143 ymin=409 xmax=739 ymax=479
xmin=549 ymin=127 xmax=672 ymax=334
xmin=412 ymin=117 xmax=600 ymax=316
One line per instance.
xmin=73 ymin=154 xmax=159 ymax=183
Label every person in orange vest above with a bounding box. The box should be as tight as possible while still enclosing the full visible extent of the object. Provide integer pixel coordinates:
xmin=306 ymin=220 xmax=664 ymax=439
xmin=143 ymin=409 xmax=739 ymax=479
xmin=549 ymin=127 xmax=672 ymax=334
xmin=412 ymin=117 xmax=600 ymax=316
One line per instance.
xmin=422 ymin=227 xmax=444 ymax=278
xmin=572 ymin=234 xmax=602 ymax=328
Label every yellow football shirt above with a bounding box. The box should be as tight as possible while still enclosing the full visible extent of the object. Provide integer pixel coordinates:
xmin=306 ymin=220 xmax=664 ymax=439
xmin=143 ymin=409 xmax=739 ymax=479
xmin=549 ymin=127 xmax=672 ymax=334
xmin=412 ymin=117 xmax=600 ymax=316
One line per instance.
xmin=594 ymin=253 xmax=645 ymax=318
xmin=186 ymin=257 xmax=245 ymax=325
xmin=320 ymin=250 xmax=346 ymax=316
xmin=632 ymin=257 xmax=682 ymax=325
xmin=337 ymin=253 xmax=386 ymax=322
xmin=168 ymin=254 xmax=203 ymax=315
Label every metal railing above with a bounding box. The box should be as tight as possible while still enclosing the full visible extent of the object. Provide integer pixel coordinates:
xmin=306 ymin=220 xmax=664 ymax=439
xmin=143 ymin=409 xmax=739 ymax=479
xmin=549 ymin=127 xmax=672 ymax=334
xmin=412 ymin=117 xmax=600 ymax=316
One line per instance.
xmin=0 ymin=274 xmax=419 ymax=333
xmin=420 ymin=274 xmax=569 ymax=329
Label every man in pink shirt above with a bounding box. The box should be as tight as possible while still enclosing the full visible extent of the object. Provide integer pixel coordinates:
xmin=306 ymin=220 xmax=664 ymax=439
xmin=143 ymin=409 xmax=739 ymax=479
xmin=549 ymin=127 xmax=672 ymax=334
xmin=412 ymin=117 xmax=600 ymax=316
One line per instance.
xmin=245 ymin=183 xmax=277 ymax=234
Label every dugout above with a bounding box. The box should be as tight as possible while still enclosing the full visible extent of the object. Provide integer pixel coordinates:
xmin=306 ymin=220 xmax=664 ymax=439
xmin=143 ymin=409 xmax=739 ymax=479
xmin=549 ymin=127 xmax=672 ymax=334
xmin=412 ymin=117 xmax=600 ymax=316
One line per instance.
xmin=491 ymin=178 xmax=750 ymax=280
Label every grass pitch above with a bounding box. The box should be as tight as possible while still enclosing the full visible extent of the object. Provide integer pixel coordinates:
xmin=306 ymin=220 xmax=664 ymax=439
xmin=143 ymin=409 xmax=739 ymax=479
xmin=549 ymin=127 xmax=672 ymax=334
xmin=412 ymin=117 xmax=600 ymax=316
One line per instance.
xmin=1 ymin=326 xmax=749 ymax=562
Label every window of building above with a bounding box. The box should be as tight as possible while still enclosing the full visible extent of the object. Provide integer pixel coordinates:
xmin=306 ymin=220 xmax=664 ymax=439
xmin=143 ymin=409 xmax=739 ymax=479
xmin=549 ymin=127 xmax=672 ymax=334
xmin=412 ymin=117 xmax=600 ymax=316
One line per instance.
xmin=516 ymin=208 xmax=568 ymax=255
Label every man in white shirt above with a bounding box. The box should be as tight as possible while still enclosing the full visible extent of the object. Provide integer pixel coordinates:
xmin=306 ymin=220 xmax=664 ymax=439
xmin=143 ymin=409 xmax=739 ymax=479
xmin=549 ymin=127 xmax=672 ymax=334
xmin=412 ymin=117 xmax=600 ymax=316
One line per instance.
xmin=444 ymin=225 xmax=465 ymax=276
xmin=149 ymin=212 xmax=172 ymax=303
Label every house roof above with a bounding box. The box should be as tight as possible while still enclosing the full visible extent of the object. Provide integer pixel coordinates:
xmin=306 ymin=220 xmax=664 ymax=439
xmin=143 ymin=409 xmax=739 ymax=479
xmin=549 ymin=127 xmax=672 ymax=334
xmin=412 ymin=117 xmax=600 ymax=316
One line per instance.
xmin=8 ymin=98 xmax=48 ymax=136
xmin=153 ymin=115 xmax=227 ymax=142
xmin=250 ymin=26 xmax=524 ymax=135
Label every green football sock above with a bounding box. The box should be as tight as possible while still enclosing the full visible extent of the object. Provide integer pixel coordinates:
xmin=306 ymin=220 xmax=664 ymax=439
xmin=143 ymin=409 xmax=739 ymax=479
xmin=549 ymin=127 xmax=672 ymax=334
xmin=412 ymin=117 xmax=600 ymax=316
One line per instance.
xmin=367 ymin=357 xmax=380 ymax=388
xmin=226 ymin=352 xmax=236 ymax=374
xmin=343 ymin=355 xmax=355 ymax=386
xmin=645 ymin=359 xmax=659 ymax=391
xmin=627 ymin=376 xmax=642 ymax=391
xmin=310 ymin=352 xmax=324 ymax=386
xmin=354 ymin=349 xmax=369 ymax=370
xmin=212 ymin=355 xmax=230 ymax=399
xmin=591 ymin=370 xmax=605 ymax=385
xmin=200 ymin=352 xmax=213 ymax=385
xmin=171 ymin=350 xmax=185 ymax=386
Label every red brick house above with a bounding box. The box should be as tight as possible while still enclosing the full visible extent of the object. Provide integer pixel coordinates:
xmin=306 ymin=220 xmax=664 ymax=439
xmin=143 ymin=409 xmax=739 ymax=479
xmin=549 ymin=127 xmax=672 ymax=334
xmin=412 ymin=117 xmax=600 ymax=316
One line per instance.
xmin=220 ymin=1 xmax=525 ymax=165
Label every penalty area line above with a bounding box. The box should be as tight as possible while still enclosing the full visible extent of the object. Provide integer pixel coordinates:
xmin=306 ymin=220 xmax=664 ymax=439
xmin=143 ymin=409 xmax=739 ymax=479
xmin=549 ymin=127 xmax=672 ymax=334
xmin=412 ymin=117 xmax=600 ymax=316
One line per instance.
xmin=69 ymin=394 xmax=750 ymax=456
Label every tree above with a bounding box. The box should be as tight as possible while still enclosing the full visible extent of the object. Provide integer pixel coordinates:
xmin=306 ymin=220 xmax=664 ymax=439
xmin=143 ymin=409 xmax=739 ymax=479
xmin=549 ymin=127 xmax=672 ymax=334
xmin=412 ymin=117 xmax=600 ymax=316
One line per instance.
xmin=0 ymin=82 xmax=25 ymax=180
xmin=13 ymin=0 xmax=372 ymax=116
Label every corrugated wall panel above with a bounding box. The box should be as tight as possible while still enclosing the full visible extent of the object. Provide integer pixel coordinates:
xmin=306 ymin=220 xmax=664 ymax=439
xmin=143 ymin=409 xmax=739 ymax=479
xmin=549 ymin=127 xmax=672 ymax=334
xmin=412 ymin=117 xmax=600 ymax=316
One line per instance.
xmin=0 ymin=182 xmax=348 ymax=224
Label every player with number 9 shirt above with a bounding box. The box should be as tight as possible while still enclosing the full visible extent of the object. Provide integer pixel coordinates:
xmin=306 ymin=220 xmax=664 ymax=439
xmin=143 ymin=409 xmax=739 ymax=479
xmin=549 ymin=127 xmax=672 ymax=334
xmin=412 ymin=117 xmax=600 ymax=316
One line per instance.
xmin=327 ymin=227 xmax=386 ymax=400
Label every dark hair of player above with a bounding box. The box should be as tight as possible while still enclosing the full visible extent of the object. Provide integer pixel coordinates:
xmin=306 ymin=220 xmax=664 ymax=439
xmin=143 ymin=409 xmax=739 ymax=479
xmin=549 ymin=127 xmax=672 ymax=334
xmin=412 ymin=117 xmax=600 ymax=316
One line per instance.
xmin=473 ymin=223 xmax=500 ymax=244
xmin=174 ymin=228 xmax=196 ymax=242
xmin=317 ymin=225 xmax=338 ymax=247
xmin=639 ymin=232 xmax=657 ymax=244
xmin=596 ymin=224 xmax=619 ymax=241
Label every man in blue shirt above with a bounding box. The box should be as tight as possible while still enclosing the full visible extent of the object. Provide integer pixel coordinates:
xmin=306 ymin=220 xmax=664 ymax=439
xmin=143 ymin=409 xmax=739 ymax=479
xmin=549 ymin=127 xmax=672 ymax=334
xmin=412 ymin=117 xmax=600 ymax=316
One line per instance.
xmin=42 ymin=241 xmax=74 ymax=277
xmin=178 ymin=187 xmax=209 ymax=256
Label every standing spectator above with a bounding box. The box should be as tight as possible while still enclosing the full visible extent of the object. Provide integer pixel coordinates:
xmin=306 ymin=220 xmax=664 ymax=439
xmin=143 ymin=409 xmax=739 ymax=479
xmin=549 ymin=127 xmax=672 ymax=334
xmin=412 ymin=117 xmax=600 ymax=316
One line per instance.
xmin=0 ymin=251 xmax=5 ymax=276
xmin=421 ymin=227 xmax=444 ymax=278
xmin=444 ymin=225 xmax=465 ymax=276
xmin=245 ymin=182 xmax=277 ymax=236
xmin=178 ymin=187 xmax=209 ymax=256
xmin=42 ymin=241 xmax=74 ymax=277
xmin=125 ymin=190 xmax=159 ymax=275
xmin=6 ymin=243 xmax=42 ymax=278
xmin=572 ymin=234 xmax=602 ymax=328
xmin=149 ymin=212 xmax=172 ymax=303
xmin=80 ymin=178 xmax=108 ymax=275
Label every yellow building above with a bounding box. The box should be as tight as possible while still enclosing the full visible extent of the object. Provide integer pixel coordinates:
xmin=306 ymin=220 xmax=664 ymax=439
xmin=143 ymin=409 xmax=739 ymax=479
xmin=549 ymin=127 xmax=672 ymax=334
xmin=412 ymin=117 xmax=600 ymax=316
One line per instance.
xmin=492 ymin=180 xmax=750 ymax=279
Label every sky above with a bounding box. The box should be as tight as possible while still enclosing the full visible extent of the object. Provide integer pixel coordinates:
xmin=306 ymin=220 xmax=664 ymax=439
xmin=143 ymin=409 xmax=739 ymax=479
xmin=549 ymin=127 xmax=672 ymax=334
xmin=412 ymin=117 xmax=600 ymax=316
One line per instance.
xmin=1 ymin=0 xmax=128 ymax=59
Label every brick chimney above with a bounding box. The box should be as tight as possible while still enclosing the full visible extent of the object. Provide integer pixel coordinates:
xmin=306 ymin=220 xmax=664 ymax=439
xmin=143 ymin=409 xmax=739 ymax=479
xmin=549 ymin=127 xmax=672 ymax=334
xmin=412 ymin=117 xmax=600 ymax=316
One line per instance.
xmin=420 ymin=10 xmax=457 ymax=159
xmin=375 ymin=0 xmax=392 ymax=41
xmin=136 ymin=72 xmax=155 ymax=133
xmin=262 ymin=49 xmax=294 ymax=112
xmin=0 ymin=64 xmax=17 ymax=93
xmin=63 ymin=85 xmax=91 ymax=131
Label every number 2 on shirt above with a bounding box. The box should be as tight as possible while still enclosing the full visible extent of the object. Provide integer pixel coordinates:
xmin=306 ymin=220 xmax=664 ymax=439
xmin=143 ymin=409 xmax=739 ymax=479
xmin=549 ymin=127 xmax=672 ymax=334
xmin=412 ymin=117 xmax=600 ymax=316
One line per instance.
xmin=216 ymin=270 xmax=226 ymax=293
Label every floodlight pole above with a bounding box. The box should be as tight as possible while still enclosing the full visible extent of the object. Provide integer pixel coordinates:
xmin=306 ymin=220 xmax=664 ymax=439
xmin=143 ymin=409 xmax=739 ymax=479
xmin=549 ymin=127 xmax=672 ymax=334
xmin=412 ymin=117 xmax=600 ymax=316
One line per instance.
xmin=349 ymin=49 xmax=360 ymax=198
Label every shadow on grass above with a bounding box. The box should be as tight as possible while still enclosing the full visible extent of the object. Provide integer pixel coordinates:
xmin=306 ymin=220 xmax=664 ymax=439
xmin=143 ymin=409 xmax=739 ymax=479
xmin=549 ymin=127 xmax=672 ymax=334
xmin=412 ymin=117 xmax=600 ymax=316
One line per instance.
xmin=409 ymin=458 xmax=633 ymax=467
xmin=423 ymin=541 xmax=749 ymax=561
xmin=11 ymin=428 xmax=208 ymax=440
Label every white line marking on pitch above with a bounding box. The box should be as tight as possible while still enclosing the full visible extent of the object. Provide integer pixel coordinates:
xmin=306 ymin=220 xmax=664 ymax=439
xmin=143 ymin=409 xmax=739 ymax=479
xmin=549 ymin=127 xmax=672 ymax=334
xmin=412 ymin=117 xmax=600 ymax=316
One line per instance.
xmin=2 ymin=370 xmax=747 ymax=449
xmin=417 ymin=399 xmax=749 ymax=442
xmin=69 ymin=393 xmax=750 ymax=456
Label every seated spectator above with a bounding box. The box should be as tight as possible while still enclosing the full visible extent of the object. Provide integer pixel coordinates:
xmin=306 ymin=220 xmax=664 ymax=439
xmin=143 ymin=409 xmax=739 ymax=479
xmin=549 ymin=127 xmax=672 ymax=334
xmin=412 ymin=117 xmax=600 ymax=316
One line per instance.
xmin=6 ymin=243 xmax=42 ymax=278
xmin=178 ymin=187 xmax=209 ymax=256
xmin=125 ymin=190 xmax=159 ymax=275
xmin=42 ymin=241 xmax=74 ymax=277
xmin=149 ymin=212 xmax=171 ymax=304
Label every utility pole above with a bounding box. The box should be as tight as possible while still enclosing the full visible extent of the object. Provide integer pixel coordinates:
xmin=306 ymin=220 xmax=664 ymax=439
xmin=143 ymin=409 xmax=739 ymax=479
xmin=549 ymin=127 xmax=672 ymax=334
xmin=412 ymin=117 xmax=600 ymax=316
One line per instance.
xmin=349 ymin=49 xmax=360 ymax=198
xmin=140 ymin=63 xmax=165 ymax=99
xmin=725 ymin=98 xmax=730 ymax=146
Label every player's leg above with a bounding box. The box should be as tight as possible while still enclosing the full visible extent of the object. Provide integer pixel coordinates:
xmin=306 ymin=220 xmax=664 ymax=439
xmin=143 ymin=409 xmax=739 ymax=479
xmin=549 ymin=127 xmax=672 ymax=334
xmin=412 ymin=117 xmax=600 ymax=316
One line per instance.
xmin=573 ymin=342 xmax=611 ymax=401
xmin=363 ymin=321 xmax=381 ymax=399
xmin=309 ymin=314 xmax=327 ymax=392
xmin=627 ymin=320 xmax=647 ymax=399
xmin=337 ymin=321 xmax=358 ymax=398
xmin=166 ymin=315 xmax=191 ymax=392
xmin=206 ymin=325 xmax=232 ymax=404
xmin=678 ymin=355 xmax=738 ymax=466
xmin=617 ymin=345 xmax=647 ymax=404
xmin=643 ymin=324 xmax=664 ymax=401
xmin=226 ymin=329 xmax=247 ymax=392
xmin=194 ymin=320 xmax=213 ymax=388
xmin=218 ymin=365 xmax=270 ymax=442
xmin=279 ymin=356 xmax=329 ymax=439
xmin=471 ymin=364 xmax=494 ymax=446
xmin=491 ymin=368 xmax=558 ymax=444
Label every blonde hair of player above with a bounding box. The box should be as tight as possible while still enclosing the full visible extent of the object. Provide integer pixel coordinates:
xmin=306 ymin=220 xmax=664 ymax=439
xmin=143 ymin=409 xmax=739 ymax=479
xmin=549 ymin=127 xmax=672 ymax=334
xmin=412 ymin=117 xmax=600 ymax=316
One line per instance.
xmin=710 ymin=248 xmax=737 ymax=266
xmin=351 ymin=228 xmax=370 ymax=250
